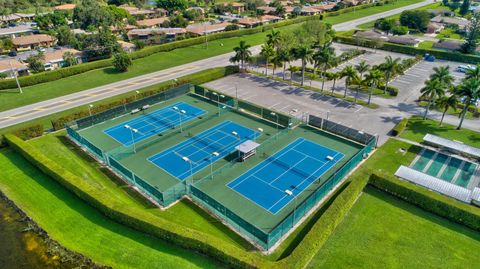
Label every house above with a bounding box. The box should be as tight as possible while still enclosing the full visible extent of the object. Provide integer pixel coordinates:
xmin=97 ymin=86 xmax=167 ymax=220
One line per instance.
xmin=186 ymin=22 xmax=231 ymax=36
xmin=387 ymin=35 xmax=421 ymax=47
xmin=12 ymin=34 xmax=55 ymax=51
xmin=260 ymin=15 xmax=282 ymax=24
xmin=0 ymin=59 xmax=29 ymax=78
xmin=0 ymin=24 xmax=37 ymax=38
xmin=433 ymin=40 xmax=463 ymax=51
xmin=41 ymin=48 xmax=82 ymax=71
xmin=228 ymin=3 xmax=246 ymax=13
xmin=426 ymin=22 xmax=444 ymax=34
xmin=257 ymin=6 xmax=277 ymax=15
xmin=54 ymin=4 xmax=76 ymax=11
xmin=311 ymin=4 xmax=337 ymax=12
xmin=118 ymin=40 xmax=136 ymax=53
xmin=127 ymin=28 xmax=187 ymax=44
xmin=237 ymin=15 xmax=282 ymax=28
xmin=430 ymin=16 xmax=470 ymax=31
xmin=300 ymin=6 xmax=322 ymax=16
xmin=120 ymin=5 xmax=167 ymax=18
xmin=137 ymin=17 xmax=169 ymax=28
xmin=110 ymin=24 xmax=137 ymax=34
xmin=0 ymin=13 xmax=36 ymax=24
xmin=427 ymin=9 xmax=454 ymax=17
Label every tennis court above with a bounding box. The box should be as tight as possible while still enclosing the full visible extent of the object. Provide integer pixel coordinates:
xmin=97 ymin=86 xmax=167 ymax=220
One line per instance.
xmin=148 ymin=120 xmax=260 ymax=181
xmin=227 ymin=138 xmax=344 ymax=214
xmin=104 ymin=102 xmax=205 ymax=146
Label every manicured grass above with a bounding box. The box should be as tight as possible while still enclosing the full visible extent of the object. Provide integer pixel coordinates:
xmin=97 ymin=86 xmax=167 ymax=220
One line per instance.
xmin=27 ymin=132 xmax=251 ymax=249
xmin=418 ymin=40 xmax=434 ymax=49
xmin=358 ymin=2 xmax=443 ymax=29
xmin=307 ymin=186 xmax=480 ymax=269
xmin=400 ymin=116 xmax=480 ymax=147
xmin=0 ymin=0 xmax=425 ymax=112
xmin=324 ymin=0 xmax=423 ymax=25
xmin=437 ymin=28 xmax=464 ymax=40
xmin=0 ymin=148 xmax=221 ymax=269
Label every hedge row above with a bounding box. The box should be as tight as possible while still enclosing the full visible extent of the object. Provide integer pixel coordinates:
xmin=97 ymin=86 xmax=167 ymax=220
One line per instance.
xmin=5 ymin=134 xmax=267 ymax=269
xmin=278 ymin=176 xmax=369 ymax=268
xmin=391 ymin=118 xmax=408 ymax=136
xmin=369 ymin=173 xmax=480 ymax=232
xmin=50 ymin=66 xmax=239 ymax=130
xmin=12 ymin=124 xmax=44 ymax=140
xmin=0 ymin=1 xmax=397 ymax=91
xmin=335 ymin=35 xmax=480 ymax=64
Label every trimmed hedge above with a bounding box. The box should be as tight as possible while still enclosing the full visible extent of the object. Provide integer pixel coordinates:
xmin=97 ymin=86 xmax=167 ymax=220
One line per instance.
xmin=369 ymin=173 xmax=480 ymax=232
xmin=278 ymin=176 xmax=369 ymax=268
xmin=391 ymin=118 xmax=408 ymax=136
xmin=50 ymin=66 xmax=239 ymax=130
xmin=12 ymin=124 xmax=44 ymax=141
xmin=335 ymin=35 xmax=480 ymax=64
xmin=5 ymin=134 xmax=267 ymax=269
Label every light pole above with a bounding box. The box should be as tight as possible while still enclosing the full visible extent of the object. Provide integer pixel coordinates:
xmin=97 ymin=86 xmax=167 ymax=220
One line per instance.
xmin=88 ymin=104 xmax=94 ymax=116
xmin=182 ymin=156 xmax=193 ymax=191
xmin=173 ymin=106 xmax=187 ymax=132
xmin=285 ymin=189 xmax=297 ymax=226
xmin=124 ymin=124 xmax=138 ymax=153
xmin=135 ymin=90 xmax=140 ymax=100
xmin=326 ymin=110 xmax=330 ymax=121
xmin=210 ymin=152 xmax=219 ymax=178
xmin=9 ymin=60 xmax=22 ymax=94
xmin=270 ymin=112 xmax=279 ymax=134
xmin=235 ymin=83 xmax=238 ymax=108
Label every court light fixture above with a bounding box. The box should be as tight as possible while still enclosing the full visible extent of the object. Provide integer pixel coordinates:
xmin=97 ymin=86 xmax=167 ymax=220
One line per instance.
xmin=173 ymin=106 xmax=178 ymax=110
xmin=124 ymin=124 xmax=130 ymax=129
xmin=182 ymin=156 xmax=190 ymax=162
xmin=212 ymin=152 xmax=219 ymax=157
xmin=285 ymin=190 xmax=293 ymax=196
xmin=180 ymin=109 xmax=186 ymax=114
xmin=231 ymin=131 xmax=238 ymax=136
xmin=257 ymin=128 xmax=264 ymax=132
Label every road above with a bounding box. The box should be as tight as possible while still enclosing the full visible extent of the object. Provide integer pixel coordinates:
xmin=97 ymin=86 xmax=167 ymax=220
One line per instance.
xmin=0 ymin=0 xmax=436 ymax=129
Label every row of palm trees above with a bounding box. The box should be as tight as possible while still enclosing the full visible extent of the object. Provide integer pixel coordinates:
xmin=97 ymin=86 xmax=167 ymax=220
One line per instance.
xmin=420 ymin=65 xmax=480 ymax=129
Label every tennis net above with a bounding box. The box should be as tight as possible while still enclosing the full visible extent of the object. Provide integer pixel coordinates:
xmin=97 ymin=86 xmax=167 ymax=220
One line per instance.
xmin=265 ymin=154 xmax=312 ymax=179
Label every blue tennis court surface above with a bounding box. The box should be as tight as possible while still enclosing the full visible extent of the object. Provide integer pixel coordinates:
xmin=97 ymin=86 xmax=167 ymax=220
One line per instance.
xmin=148 ymin=120 xmax=260 ymax=181
xmin=104 ymin=102 xmax=205 ymax=146
xmin=227 ymin=138 xmax=344 ymax=214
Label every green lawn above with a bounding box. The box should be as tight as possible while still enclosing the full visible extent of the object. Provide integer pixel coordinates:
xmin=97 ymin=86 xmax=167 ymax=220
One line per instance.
xmin=437 ymin=28 xmax=464 ymax=40
xmin=308 ymin=186 xmax=480 ymax=269
xmin=0 ymin=148 xmax=221 ymax=269
xmin=358 ymin=2 xmax=443 ymax=29
xmin=0 ymin=0 xmax=424 ymax=112
xmin=418 ymin=40 xmax=434 ymax=49
xmin=400 ymin=116 xmax=480 ymax=147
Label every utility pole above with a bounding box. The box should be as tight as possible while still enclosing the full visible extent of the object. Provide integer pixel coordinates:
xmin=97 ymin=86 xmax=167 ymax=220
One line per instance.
xmin=9 ymin=60 xmax=22 ymax=94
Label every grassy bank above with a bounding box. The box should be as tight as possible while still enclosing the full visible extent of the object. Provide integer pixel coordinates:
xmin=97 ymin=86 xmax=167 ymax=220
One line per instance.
xmin=308 ymin=186 xmax=480 ymax=268
xmin=0 ymin=0 xmax=424 ymax=112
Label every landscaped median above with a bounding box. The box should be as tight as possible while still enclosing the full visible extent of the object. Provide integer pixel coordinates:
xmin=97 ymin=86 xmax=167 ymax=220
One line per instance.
xmin=0 ymin=0 xmax=424 ymax=112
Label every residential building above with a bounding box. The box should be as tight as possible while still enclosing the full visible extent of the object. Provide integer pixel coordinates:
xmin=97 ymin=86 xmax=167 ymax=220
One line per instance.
xmin=228 ymin=3 xmax=246 ymax=13
xmin=118 ymin=40 xmax=136 ymax=53
xmin=0 ymin=24 xmax=37 ymax=38
xmin=387 ymin=35 xmax=421 ymax=47
xmin=137 ymin=17 xmax=169 ymax=28
xmin=54 ymin=4 xmax=76 ymax=11
xmin=426 ymin=22 xmax=444 ymax=34
xmin=41 ymin=48 xmax=82 ymax=71
xmin=0 ymin=59 xmax=29 ymax=78
xmin=237 ymin=15 xmax=282 ymax=28
xmin=0 ymin=13 xmax=36 ymax=24
xmin=187 ymin=22 xmax=232 ymax=36
xmin=12 ymin=34 xmax=55 ymax=51
xmin=127 ymin=28 xmax=187 ymax=44
xmin=430 ymin=16 xmax=470 ymax=31
xmin=111 ymin=24 xmax=137 ymax=34
xmin=433 ymin=40 xmax=463 ymax=51
xmin=257 ymin=6 xmax=277 ymax=15
xmin=120 ymin=5 xmax=167 ymax=18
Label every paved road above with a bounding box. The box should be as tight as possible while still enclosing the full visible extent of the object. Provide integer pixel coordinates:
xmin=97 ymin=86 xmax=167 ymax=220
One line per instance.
xmin=0 ymin=0 xmax=435 ymax=129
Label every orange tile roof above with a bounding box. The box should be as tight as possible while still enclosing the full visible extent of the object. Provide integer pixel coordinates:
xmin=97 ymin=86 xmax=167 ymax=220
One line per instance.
xmin=12 ymin=34 xmax=54 ymax=46
xmin=42 ymin=49 xmax=81 ymax=63
xmin=137 ymin=17 xmax=169 ymax=27
xmin=186 ymin=22 xmax=231 ymax=35
xmin=54 ymin=4 xmax=76 ymax=10
xmin=0 ymin=59 xmax=27 ymax=71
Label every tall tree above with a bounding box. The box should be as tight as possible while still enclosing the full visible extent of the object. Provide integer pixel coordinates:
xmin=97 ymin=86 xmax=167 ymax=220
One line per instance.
xmin=461 ymin=13 xmax=479 ymax=54
xmin=260 ymin=44 xmax=275 ymax=76
xmin=230 ymin=41 xmax=252 ymax=71
xmin=364 ymin=69 xmax=384 ymax=105
xmin=313 ymin=41 xmax=336 ymax=92
xmin=430 ymin=66 xmax=454 ymax=90
xmin=465 ymin=64 xmax=480 ymax=80
xmin=341 ymin=65 xmax=359 ymax=98
xmin=330 ymin=71 xmax=342 ymax=95
xmin=292 ymin=45 xmax=314 ymax=86
xmin=113 ymin=51 xmax=132 ymax=72
xmin=436 ymin=95 xmax=458 ymax=126
xmin=355 ymin=60 xmax=370 ymax=79
xmin=380 ymin=56 xmax=401 ymax=95
xmin=156 ymin=0 xmax=188 ymax=13
xmin=420 ymin=79 xmax=445 ymax=119
xmin=276 ymin=48 xmax=291 ymax=80
xmin=459 ymin=0 xmax=470 ymax=16
xmin=73 ymin=0 xmax=113 ymax=30
xmin=455 ymin=79 xmax=480 ymax=129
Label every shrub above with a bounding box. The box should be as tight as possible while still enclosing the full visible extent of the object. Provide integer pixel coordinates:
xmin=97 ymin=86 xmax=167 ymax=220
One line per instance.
xmin=391 ymin=25 xmax=409 ymax=35
xmin=369 ymin=173 xmax=480 ymax=232
xmin=12 ymin=124 xmax=44 ymax=140
xmin=387 ymin=85 xmax=399 ymax=96
xmin=112 ymin=52 xmax=132 ymax=72
xmin=391 ymin=118 xmax=408 ymax=136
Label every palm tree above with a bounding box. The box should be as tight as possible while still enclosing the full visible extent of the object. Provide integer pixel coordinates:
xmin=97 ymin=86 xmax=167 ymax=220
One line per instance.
xmin=266 ymin=29 xmax=281 ymax=49
xmin=430 ymin=66 xmax=454 ymax=90
xmin=420 ymin=79 xmax=445 ymax=120
xmin=355 ymin=60 xmax=370 ymax=79
xmin=288 ymin=65 xmax=300 ymax=82
xmin=341 ymin=65 xmax=359 ymax=98
xmin=231 ymin=40 xmax=251 ymax=71
xmin=364 ymin=69 xmax=384 ymax=105
xmin=455 ymin=78 xmax=480 ymax=129
xmin=330 ymin=71 xmax=341 ymax=95
xmin=380 ymin=56 xmax=401 ymax=95
xmin=465 ymin=64 xmax=480 ymax=80
xmin=292 ymin=45 xmax=314 ymax=86
xmin=260 ymin=43 xmax=275 ymax=76
xmin=276 ymin=48 xmax=291 ymax=80
xmin=313 ymin=42 xmax=335 ymax=92
xmin=436 ymin=95 xmax=458 ymax=126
